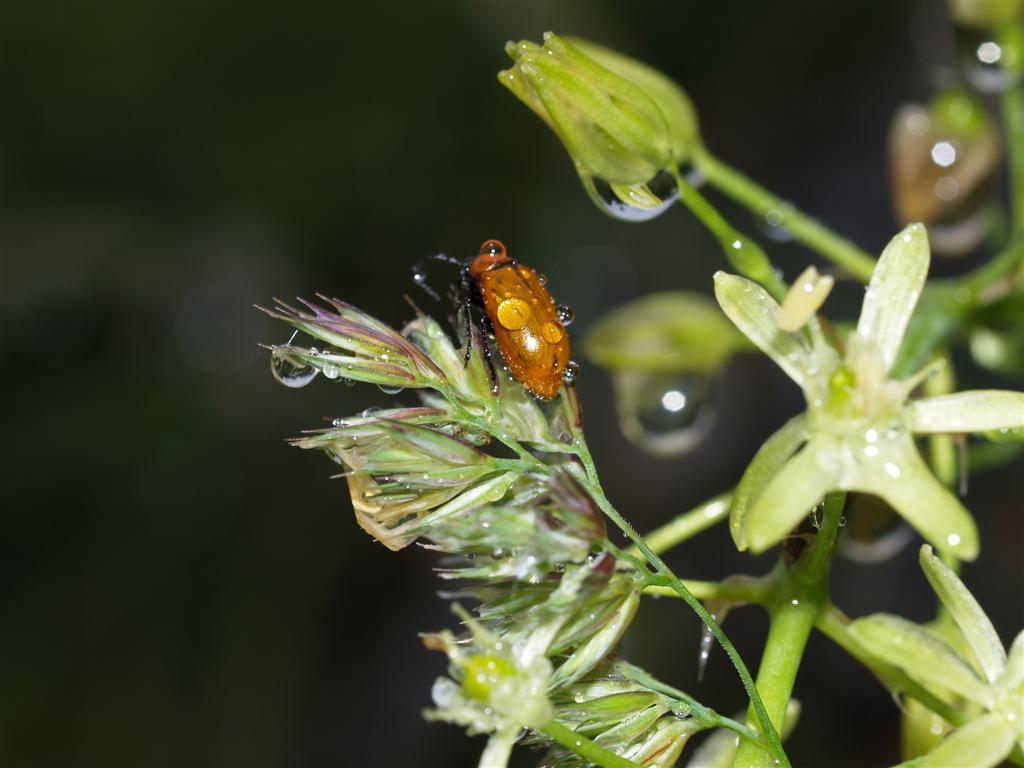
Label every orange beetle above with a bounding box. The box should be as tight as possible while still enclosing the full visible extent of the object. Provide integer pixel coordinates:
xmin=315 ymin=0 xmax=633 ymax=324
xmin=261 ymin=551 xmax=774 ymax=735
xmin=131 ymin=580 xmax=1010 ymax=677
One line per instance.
xmin=413 ymin=239 xmax=577 ymax=400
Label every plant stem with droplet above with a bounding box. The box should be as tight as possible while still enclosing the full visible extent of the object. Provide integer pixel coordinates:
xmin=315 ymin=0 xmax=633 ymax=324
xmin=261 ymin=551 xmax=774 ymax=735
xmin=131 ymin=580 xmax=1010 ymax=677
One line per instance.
xmin=571 ymin=433 xmax=791 ymax=768
xmin=671 ymin=169 xmax=789 ymax=300
xmin=691 ymin=146 xmax=877 ymax=283
xmin=732 ymin=492 xmax=844 ymax=768
xmin=540 ymin=720 xmax=641 ymax=768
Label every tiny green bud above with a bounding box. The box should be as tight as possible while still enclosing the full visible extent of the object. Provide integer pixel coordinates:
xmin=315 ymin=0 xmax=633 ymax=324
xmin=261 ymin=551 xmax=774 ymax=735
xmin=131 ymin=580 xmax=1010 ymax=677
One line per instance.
xmin=462 ymin=654 xmax=517 ymax=702
xmin=827 ymin=365 xmax=856 ymax=406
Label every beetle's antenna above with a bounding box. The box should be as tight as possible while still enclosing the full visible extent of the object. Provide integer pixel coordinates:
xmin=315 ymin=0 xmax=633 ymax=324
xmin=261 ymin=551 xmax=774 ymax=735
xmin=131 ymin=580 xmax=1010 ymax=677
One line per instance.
xmin=411 ymin=252 xmax=464 ymax=302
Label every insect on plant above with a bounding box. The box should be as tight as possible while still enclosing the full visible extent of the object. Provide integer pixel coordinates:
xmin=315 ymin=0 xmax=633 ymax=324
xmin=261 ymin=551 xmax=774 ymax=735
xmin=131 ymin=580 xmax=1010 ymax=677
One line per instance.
xmin=412 ymin=238 xmax=579 ymax=400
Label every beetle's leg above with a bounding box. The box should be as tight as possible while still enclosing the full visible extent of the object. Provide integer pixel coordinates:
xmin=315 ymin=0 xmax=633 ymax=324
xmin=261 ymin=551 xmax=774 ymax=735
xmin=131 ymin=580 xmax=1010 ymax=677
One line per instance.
xmin=479 ymin=313 xmax=499 ymax=395
xmin=458 ymin=268 xmax=476 ymax=368
xmin=412 ymin=252 xmax=464 ymax=301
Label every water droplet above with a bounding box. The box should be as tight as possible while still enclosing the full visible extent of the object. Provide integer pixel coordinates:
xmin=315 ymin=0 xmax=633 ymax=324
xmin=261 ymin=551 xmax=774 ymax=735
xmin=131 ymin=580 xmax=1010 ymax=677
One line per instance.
xmin=759 ymin=205 xmax=795 ymax=242
xmin=321 ymin=363 xmax=340 ymax=379
xmin=541 ymin=321 xmax=564 ymax=344
xmin=378 ymin=383 xmax=405 ymax=395
xmin=838 ymin=496 xmax=915 ymax=563
xmin=271 ymin=350 xmax=319 ymax=388
xmin=588 ymin=169 xmax=679 ymax=222
xmin=613 ymin=370 xmax=717 ymax=457
xmin=536 ymin=272 xmax=548 ymax=286
xmin=947 ymin=533 xmax=962 ymax=547
xmin=562 ymin=360 xmax=580 ymax=384
xmin=496 ymin=297 xmax=533 ymax=330
xmin=954 ymin=25 xmax=1014 ymax=93
xmin=556 ymin=304 xmax=575 ymax=326
xmin=331 ymin=418 xmax=348 ymax=428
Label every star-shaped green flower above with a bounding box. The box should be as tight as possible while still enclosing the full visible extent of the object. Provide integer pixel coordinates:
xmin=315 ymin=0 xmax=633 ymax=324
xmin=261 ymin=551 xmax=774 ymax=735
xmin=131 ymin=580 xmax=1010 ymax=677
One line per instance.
xmin=715 ymin=223 xmax=1024 ymax=560
xmin=849 ymin=545 xmax=1023 ymax=768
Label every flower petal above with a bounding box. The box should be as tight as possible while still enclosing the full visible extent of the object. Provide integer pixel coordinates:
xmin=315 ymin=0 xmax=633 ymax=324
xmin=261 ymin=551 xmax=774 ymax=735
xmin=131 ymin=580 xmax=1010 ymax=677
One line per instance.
xmin=906 ymin=390 xmax=1024 ymax=434
xmin=846 ymin=433 xmax=979 ymax=561
xmin=892 ymin=713 xmax=1015 ymax=768
xmin=714 ymin=272 xmax=810 ymax=386
xmin=919 ymin=545 xmax=1007 ymax=683
xmin=996 ymin=630 xmax=1023 ymax=696
xmin=849 ymin=614 xmax=993 ymax=708
xmin=743 ymin=436 xmax=840 ymax=554
xmin=855 ymin=223 xmax=930 ymax=373
xmin=730 ymin=413 xmax=808 ymax=550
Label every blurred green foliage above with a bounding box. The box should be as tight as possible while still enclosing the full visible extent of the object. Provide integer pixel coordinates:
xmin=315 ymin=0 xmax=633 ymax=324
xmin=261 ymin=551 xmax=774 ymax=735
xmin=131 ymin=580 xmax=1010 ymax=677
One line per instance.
xmin=1 ymin=1 xmax=1020 ymax=767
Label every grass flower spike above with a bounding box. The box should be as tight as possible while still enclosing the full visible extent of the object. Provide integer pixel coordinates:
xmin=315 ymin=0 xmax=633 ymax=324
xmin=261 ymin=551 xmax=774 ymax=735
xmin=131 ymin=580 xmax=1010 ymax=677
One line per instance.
xmin=717 ymin=224 xmax=1024 ymax=560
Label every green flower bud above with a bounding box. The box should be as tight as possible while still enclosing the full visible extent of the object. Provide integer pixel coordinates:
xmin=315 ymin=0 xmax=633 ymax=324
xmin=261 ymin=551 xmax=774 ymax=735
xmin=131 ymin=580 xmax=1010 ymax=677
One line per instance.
xmin=567 ymin=37 xmax=700 ymax=166
xmin=500 ymin=33 xmax=691 ymax=220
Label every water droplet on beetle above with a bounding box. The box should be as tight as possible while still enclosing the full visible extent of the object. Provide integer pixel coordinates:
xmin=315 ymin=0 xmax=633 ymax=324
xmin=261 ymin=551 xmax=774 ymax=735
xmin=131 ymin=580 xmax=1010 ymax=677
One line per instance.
xmin=271 ymin=350 xmax=319 ymax=388
xmin=537 ymin=272 xmax=548 ymax=286
xmin=612 ymin=370 xmax=718 ymax=457
xmin=556 ymin=304 xmax=575 ymax=326
xmin=562 ymin=360 xmax=580 ymax=384
xmin=588 ymin=169 xmax=679 ymax=222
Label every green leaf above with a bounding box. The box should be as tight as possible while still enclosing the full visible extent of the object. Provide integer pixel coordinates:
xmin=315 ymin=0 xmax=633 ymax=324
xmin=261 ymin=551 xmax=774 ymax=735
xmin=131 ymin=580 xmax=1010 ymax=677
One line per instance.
xmin=846 ymin=433 xmax=979 ymax=561
xmin=730 ymin=413 xmax=807 ymax=550
xmin=855 ymin=224 xmax=930 ymax=373
xmin=713 ymin=272 xmax=811 ymax=386
xmin=919 ymin=545 xmax=1007 ymax=683
xmin=906 ymin=390 xmax=1024 ymax=434
xmin=849 ymin=614 xmax=993 ymax=708
xmin=583 ymin=292 xmax=742 ymax=373
xmin=743 ymin=435 xmax=838 ymax=554
xmin=895 ymin=713 xmax=1015 ymax=768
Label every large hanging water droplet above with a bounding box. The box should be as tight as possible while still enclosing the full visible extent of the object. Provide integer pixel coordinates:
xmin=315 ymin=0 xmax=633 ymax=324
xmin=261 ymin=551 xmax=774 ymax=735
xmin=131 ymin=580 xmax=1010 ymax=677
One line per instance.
xmin=271 ymin=350 xmax=319 ymax=388
xmin=612 ymin=370 xmax=717 ymax=457
xmin=697 ymin=602 xmax=734 ymax=681
xmin=836 ymin=494 xmax=916 ymax=564
xmin=588 ymin=170 xmax=679 ymax=222
xmin=954 ymin=24 xmax=1016 ymax=93
xmin=377 ymin=383 xmax=405 ymax=395
xmin=887 ymin=99 xmax=1000 ymax=257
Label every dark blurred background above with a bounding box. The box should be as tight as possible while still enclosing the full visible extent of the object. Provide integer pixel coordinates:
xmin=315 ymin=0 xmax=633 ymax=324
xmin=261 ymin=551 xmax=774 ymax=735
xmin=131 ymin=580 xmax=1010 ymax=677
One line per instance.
xmin=2 ymin=1 xmax=1021 ymax=766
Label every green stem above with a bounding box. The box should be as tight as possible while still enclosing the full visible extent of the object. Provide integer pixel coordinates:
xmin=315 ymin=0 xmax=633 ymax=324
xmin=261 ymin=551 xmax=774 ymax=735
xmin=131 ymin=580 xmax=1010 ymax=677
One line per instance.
xmin=732 ymin=493 xmax=844 ymax=768
xmin=573 ymin=440 xmax=791 ymax=768
xmin=617 ymin=660 xmax=765 ymax=745
xmin=671 ymin=168 xmax=789 ymax=300
xmin=539 ymin=719 xmax=641 ymax=768
xmin=642 ymin=575 xmax=772 ymax=604
xmin=629 ymin=491 xmax=733 ymax=556
xmin=692 ymin=146 xmax=877 ymax=282
xmin=1000 ymin=23 xmax=1024 ymax=238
